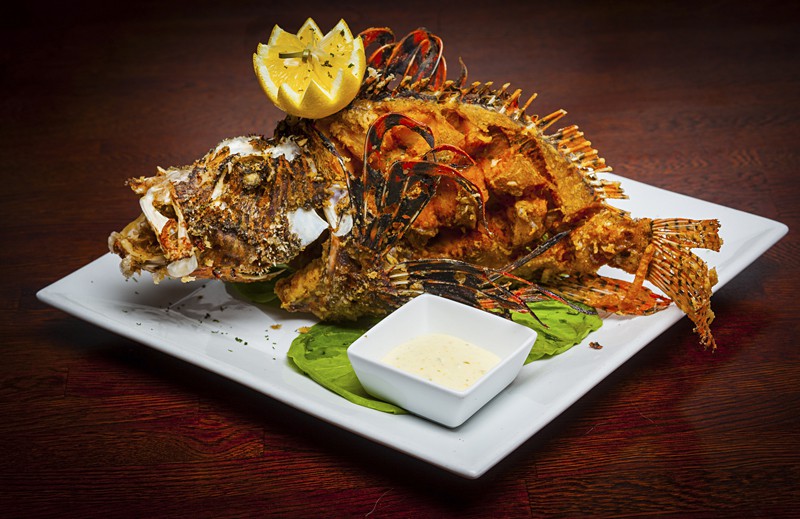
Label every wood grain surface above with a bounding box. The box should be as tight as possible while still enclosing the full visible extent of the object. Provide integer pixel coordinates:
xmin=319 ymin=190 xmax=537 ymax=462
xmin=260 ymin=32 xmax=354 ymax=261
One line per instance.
xmin=2 ymin=0 xmax=798 ymax=516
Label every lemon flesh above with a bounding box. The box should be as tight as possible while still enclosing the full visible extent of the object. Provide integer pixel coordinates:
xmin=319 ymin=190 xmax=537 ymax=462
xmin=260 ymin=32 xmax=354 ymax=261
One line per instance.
xmin=253 ymin=18 xmax=366 ymax=119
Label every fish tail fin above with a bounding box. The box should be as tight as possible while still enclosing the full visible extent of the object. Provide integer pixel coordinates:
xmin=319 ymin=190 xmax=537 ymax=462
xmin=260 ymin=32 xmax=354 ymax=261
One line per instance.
xmin=643 ymin=218 xmax=722 ymax=349
xmin=544 ymin=218 xmax=722 ymax=349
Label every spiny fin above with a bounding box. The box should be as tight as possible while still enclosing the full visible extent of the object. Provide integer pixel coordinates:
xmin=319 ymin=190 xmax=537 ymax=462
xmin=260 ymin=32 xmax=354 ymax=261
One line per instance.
xmin=551 ymin=218 xmax=723 ymax=349
xmin=547 ymin=123 xmax=624 ymax=201
xmin=359 ymin=39 xmax=542 ymax=123
xmin=537 ymin=109 xmax=566 ymax=131
xmin=543 ymin=273 xmax=672 ymax=316
xmin=358 ymin=22 xmax=618 ymax=211
xmin=645 ymin=218 xmax=722 ymax=349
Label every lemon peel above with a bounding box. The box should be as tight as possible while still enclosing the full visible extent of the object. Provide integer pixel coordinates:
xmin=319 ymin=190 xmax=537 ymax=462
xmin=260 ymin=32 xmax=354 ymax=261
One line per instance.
xmin=253 ymin=18 xmax=366 ymax=119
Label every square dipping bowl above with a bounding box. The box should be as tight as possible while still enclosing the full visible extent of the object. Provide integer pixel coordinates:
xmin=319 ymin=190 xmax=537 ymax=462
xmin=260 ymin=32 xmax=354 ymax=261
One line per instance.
xmin=347 ymin=294 xmax=537 ymax=428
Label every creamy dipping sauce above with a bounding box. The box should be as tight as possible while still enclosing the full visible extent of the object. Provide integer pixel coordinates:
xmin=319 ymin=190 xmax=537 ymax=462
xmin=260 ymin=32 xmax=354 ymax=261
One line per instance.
xmin=382 ymin=333 xmax=500 ymax=391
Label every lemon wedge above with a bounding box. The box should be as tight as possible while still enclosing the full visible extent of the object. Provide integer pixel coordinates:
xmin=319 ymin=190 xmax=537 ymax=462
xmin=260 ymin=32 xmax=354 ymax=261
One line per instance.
xmin=253 ymin=18 xmax=366 ymax=119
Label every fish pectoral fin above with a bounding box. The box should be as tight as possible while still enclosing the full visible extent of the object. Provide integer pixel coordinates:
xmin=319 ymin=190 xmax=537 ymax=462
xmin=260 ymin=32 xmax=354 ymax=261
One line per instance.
xmin=544 ymin=273 xmax=672 ymax=316
xmin=621 ymin=242 xmax=656 ymax=313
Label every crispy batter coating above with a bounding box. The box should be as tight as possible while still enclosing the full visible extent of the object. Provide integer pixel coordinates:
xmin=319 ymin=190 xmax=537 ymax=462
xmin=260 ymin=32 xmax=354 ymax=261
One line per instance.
xmin=316 ymin=97 xmax=602 ymax=268
xmin=109 ymin=27 xmax=723 ymax=348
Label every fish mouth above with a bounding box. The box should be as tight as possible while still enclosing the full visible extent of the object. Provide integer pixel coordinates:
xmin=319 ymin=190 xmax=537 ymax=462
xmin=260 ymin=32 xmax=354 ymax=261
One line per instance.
xmin=109 ymin=214 xmax=173 ymax=281
xmin=108 ymin=162 xmax=201 ymax=282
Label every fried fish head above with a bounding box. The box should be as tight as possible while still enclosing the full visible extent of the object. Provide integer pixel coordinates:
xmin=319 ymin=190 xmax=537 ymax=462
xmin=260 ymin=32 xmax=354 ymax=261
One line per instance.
xmin=109 ymin=133 xmax=350 ymax=283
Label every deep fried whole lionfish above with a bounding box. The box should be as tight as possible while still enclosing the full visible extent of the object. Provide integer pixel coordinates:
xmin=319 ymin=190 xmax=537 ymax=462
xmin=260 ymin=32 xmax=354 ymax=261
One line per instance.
xmin=109 ymin=27 xmax=722 ymax=348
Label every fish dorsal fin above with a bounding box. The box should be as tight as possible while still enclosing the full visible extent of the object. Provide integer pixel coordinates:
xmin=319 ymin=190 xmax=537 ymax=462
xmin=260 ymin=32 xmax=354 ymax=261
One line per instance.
xmin=358 ymin=26 xmax=624 ymax=204
xmin=546 ymin=120 xmax=626 ymax=201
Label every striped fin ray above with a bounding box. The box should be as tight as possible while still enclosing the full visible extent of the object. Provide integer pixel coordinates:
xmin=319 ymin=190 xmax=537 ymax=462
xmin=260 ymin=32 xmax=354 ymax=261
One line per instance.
xmin=645 ymin=218 xmax=722 ymax=349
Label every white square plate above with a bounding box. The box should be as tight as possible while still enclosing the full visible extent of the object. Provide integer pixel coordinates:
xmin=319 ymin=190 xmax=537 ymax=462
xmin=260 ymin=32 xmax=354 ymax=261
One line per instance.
xmin=37 ymin=174 xmax=788 ymax=478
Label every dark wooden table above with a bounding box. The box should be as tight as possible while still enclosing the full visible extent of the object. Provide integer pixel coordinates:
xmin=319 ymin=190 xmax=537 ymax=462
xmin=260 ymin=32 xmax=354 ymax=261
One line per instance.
xmin=3 ymin=0 xmax=798 ymax=516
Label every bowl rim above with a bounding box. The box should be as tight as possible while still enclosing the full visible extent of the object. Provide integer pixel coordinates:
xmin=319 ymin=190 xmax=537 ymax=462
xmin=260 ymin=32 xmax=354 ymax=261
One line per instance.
xmin=347 ymin=294 xmax=537 ymax=396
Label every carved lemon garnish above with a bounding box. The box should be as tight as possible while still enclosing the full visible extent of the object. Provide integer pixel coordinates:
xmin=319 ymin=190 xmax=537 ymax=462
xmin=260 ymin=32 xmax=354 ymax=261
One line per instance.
xmin=253 ymin=18 xmax=366 ymax=119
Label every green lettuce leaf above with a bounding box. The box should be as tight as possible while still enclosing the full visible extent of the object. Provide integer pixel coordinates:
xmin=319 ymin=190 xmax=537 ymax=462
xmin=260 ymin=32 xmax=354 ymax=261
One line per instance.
xmin=513 ymin=300 xmax=603 ymax=363
xmin=286 ymin=321 xmax=407 ymax=414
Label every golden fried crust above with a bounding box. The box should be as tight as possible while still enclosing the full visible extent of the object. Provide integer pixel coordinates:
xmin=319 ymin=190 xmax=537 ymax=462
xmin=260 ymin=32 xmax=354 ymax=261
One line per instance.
xmin=317 ymin=97 xmax=603 ymax=267
xmin=274 ymin=239 xmax=400 ymax=321
xmin=508 ymin=209 xmax=653 ymax=280
xmin=111 ymin=48 xmax=721 ymax=347
xmin=507 ymin=198 xmax=549 ymax=247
